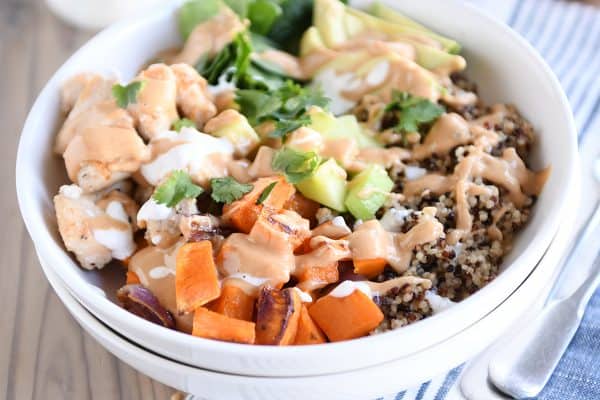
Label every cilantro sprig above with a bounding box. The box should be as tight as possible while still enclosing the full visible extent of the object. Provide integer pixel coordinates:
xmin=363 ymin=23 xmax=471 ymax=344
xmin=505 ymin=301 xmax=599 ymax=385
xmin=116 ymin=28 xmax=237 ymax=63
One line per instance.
xmin=153 ymin=170 xmax=204 ymax=208
xmin=237 ymin=81 xmax=329 ymax=140
xmin=210 ymin=177 xmax=254 ymax=204
xmin=112 ymin=81 xmax=146 ymax=109
xmin=384 ymin=91 xmax=445 ymax=144
xmin=272 ymin=147 xmax=321 ymax=184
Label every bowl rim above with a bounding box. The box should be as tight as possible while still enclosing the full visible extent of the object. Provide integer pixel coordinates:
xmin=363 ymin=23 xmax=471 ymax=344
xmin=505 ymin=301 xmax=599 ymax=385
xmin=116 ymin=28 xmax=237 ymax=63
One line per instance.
xmin=16 ymin=0 xmax=579 ymax=373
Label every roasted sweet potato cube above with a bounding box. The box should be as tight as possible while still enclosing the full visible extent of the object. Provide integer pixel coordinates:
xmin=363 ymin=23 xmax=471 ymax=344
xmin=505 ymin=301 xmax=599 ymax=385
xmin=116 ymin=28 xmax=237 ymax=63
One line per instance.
xmin=208 ymin=284 xmax=255 ymax=321
xmin=308 ymin=290 xmax=384 ymax=342
xmin=284 ymin=193 xmax=320 ymax=221
xmin=250 ymin=209 xmax=311 ymax=251
xmin=176 ymin=241 xmax=221 ymax=314
xmin=352 ymin=258 xmax=387 ymax=278
xmin=255 ymin=287 xmax=302 ymax=345
xmin=222 ymin=177 xmax=295 ymax=233
xmin=192 ymin=307 xmax=255 ymax=344
xmin=294 ymin=304 xmax=326 ymax=345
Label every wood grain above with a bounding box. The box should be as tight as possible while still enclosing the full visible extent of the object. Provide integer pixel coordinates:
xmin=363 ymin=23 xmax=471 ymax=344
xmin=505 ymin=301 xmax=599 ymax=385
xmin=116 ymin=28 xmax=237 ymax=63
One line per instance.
xmin=0 ymin=1 xmax=177 ymax=399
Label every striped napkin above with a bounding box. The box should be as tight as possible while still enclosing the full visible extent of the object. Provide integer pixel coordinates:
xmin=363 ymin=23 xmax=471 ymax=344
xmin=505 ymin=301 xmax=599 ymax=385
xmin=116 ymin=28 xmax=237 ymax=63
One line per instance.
xmin=381 ymin=0 xmax=600 ymax=399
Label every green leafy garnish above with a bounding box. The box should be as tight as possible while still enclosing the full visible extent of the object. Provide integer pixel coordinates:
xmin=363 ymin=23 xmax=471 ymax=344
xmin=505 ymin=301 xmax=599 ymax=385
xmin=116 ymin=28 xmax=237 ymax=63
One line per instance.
xmin=153 ymin=170 xmax=204 ymax=208
xmin=256 ymin=181 xmax=277 ymax=205
xmin=272 ymin=147 xmax=321 ymax=184
xmin=210 ymin=177 xmax=254 ymax=203
xmin=385 ymin=91 xmax=445 ymax=138
xmin=248 ymin=0 xmax=282 ymax=35
xmin=172 ymin=118 xmax=196 ymax=132
xmin=112 ymin=81 xmax=145 ymax=109
xmin=196 ymin=33 xmax=252 ymax=85
xmin=266 ymin=0 xmax=314 ymax=53
xmin=179 ymin=0 xmax=221 ymax=40
xmin=236 ymin=81 xmax=329 ymax=139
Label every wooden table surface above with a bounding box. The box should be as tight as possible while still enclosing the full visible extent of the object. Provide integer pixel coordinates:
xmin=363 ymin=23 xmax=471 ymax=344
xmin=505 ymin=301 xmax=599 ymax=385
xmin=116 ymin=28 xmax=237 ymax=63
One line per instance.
xmin=0 ymin=1 xmax=177 ymax=398
xmin=2 ymin=1 xmax=599 ymax=400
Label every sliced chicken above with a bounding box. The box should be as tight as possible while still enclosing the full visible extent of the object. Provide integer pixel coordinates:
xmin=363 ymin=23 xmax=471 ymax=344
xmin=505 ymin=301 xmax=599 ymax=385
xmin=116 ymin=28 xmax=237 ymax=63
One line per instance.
xmin=137 ymin=197 xmax=198 ymax=249
xmin=63 ymin=125 xmax=149 ymax=193
xmin=171 ymin=63 xmax=217 ymax=129
xmin=127 ymin=64 xmax=179 ymax=140
xmin=54 ymin=185 xmax=138 ymax=270
xmin=169 ymin=6 xmax=246 ymax=66
xmin=55 ymin=74 xmax=135 ymax=155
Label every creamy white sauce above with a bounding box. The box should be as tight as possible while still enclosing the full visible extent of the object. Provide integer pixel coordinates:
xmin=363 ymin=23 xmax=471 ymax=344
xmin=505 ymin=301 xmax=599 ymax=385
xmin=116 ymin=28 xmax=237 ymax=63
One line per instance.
xmin=93 ymin=228 xmax=135 ymax=260
xmin=404 ymin=165 xmax=427 ymax=180
xmin=331 ymin=216 xmax=348 ymax=229
xmin=328 ymin=280 xmax=372 ymax=298
xmin=293 ymin=287 xmax=313 ymax=303
xmin=425 ymin=291 xmax=456 ymax=314
xmin=227 ymin=273 xmax=270 ymax=287
xmin=137 ymin=198 xmax=175 ymax=223
xmin=151 ymin=234 xmax=162 ymax=245
xmin=141 ymin=129 xmax=234 ymax=185
xmin=366 ymin=61 xmax=390 ymax=86
xmin=353 ymin=219 xmax=364 ymax=229
xmin=312 ymin=68 xmax=357 ymax=115
xmin=105 ymin=201 xmax=129 ymax=223
xmin=59 ymin=184 xmax=83 ymax=199
xmin=380 ymin=208 xmax=412 ymax=232
xmin=208 ymin=74 xmax=236 ymax=96
xmin=149 ymin=266 xmax=175 ymax=280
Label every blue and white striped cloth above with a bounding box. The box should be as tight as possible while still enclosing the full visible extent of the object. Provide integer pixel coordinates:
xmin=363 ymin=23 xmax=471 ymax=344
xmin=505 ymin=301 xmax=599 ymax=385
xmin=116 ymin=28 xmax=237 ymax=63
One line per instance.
xmin=381 ymin=1 xmax=600 ymax=399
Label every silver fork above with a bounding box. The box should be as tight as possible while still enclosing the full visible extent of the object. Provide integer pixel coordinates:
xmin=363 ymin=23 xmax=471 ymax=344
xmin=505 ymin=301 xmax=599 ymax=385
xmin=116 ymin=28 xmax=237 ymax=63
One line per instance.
xmin=488 ymin=156 xmax=600 ymax=399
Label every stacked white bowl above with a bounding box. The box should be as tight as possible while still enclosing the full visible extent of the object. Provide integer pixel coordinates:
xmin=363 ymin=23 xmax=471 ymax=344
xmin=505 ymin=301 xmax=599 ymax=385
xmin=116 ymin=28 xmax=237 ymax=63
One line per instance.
xmin=17 ymin=0 xmax=579 ymax=398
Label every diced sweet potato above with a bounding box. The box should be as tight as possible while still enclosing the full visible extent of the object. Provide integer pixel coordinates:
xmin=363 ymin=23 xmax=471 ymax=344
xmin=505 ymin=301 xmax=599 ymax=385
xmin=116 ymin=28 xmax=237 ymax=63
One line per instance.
xmin=352 ymin=258 xmax=387 ymax=278
xmin=294 ymin=305 xmax=326 ymax=345
xmin=308 ymin=290 xmax=383 ymax=342
xmin=192 ymin=307 xmax=256 ymax=344
xmin=294 ymin=237 xmax=350 ymax=291
xmin=208 ymin=283 xmax=255 ymax=321
xmin=284 ymin=193 xmax=320 ymax=222
xmin=255 ymin=287 xmax=302 ymax=345
xmin=126 ymin=270 xmax=141 ymax=285
xmin=222 ymin=177 xmax=295 ymax=233
xmin=176 ymin=241 xmax=221 ymax=314
xmin=250 ymin=209 xmax=311 ymax=251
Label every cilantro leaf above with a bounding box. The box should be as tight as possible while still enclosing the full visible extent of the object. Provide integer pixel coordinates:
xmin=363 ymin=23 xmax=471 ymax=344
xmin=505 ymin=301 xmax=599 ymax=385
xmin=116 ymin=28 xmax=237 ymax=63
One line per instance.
xmin=272 ymin=147 xmax=321 ymax=184
xmin=153 ymin=170 xmax=204 ymax=208
xmin=236 ymin=81 xmax=330 ymax=140
xmin=385 ymin=91 xmax=444 ymax=135
xmin=256 ymin=181 xmax=277 ymax=205
xmin=112 ymin=81 xmax=145 ymax=109
xmin=178 ymin=0 xmax=221 ymax=40
xmin=172 ymin=118 xmax=196 ymax=132
xmin=248 ymin=0 xmax=282 ymax=35
xmin=210 ymin=177 xmax=254 ymax=204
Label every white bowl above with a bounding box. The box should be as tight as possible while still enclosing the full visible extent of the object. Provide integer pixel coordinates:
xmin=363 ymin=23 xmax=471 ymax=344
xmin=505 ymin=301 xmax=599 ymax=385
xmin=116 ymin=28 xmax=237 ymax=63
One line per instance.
xmin=17 ymin=0 xmax=578 ymax=377
xmin=38 ymin=181 xmax=579 ymax=400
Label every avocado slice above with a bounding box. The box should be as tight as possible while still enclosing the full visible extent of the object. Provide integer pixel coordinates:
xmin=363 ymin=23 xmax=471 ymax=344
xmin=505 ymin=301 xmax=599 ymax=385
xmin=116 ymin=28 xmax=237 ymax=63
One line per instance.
xmin=204 ymin=110 xmax=260 ymax=157
xmin=368 ymin=2 xmax=461 ymax=54
xmin=296 ymin=158 xmax=348 ymax=211
xmin=344 ymin=164 xmax=393 ymax=220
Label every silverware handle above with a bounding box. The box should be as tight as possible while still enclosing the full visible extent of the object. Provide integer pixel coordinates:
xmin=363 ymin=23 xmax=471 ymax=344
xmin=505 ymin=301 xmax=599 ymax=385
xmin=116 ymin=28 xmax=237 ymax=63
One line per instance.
xmin=489 ymin=202 xmax=600 ymax=399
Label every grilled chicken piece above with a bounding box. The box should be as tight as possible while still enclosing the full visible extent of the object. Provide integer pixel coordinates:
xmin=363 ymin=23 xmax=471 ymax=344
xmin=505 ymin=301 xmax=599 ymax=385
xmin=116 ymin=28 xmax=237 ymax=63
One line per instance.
xmin=171 ymin=63 xmax=217 ymax=129
xmin=54 ymin=185 xmax=138 ymax=270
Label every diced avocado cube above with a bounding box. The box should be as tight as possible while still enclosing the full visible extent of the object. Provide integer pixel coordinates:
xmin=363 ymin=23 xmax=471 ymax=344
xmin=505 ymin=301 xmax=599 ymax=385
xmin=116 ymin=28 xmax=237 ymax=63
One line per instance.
xmin=204 ymin=109 xmax=260 ymax=157
xmin=345 ymin=164 xmax=393 ymax=220
xmin=308 ymin=108 xmax=382 ymax=149
xmin=296 ymin=158 xmax=347 ymax=212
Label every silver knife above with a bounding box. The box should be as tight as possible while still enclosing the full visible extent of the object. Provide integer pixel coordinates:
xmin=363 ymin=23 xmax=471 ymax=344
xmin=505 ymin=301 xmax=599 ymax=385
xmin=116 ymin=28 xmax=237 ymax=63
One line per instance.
xmin=488 ymin=158 xmax=600 ymax=399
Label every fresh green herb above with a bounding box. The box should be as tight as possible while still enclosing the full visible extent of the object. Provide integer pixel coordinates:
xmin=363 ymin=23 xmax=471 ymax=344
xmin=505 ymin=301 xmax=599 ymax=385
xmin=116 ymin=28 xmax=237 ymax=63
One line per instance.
xmin=248 ymin=0 xmax=282 ymax=35
xmin=266 ymin=0 xmax=314 ymax=53
xmin=256 ymin=181 xmax=277 ymax=205
xmin=224 ymin=0 xmax=249 ymax=18
xmin=153 ymin=170 xmax=204 ymax=208
xmin=272 ymin=147 xmax=321 ymax=184
xmin=172 ymin=118 xmax=196 ymax=132
xmin=112 ymin=81 xmax=145 ymax=109
xmin=179 ymin=0 xmax=221 ymax=40
xmin=196 ymin=33 xmax=252 ymax=85
xmin=385 ymin=91 xmax=445 ymax=133
xmin=236 ymin=80 xmax=329 ymax=139
xmin=210 ymin=177 xmax=254 ymax=203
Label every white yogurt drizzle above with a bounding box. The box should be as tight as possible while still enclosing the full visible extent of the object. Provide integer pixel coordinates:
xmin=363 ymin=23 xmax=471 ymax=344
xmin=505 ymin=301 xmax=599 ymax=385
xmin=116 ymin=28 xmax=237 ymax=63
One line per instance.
xmin=425 ymin=291 xmax=456 ymax=314
xmin=293 ymin=287 xmax=313 ymax=303
xmin=328 ymin=280 xmax=373 ymax=298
